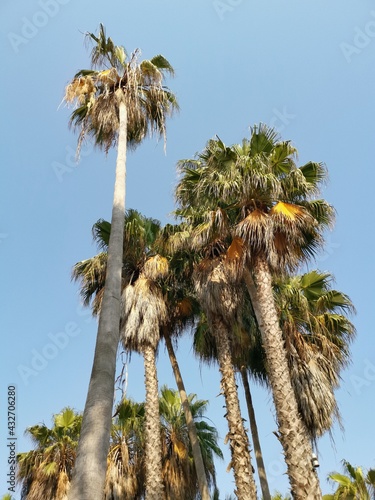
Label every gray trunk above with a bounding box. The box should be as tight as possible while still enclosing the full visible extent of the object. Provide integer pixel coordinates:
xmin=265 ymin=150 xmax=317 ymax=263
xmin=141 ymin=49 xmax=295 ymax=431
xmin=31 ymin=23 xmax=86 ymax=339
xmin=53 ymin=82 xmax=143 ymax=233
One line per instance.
xmin=240 ymin=366 xmax=271 ymax=500
xmin=212 ymin=317 xmax=257 ymax=500
xmin=164 ymin=333 xmax=211 ymax=500
xmin=244 ymin=260 xmax=322 ymax=500
xmin=68 ymin=96 xmax=127 ymax=500
xmin=143 ymin=344 xmax=164 ymax=500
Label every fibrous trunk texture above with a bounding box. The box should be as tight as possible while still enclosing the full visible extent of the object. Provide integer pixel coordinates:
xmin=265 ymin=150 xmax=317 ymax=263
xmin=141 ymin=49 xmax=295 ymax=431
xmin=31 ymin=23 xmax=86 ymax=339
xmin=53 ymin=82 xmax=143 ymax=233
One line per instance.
xmin=246 ymin=258 xmax=322 ymax=500
xmin=240 ymin=366 xmax=271 ymax=500
xmin=143 ymin=344 xmax=164 ymax=500
xmin=68 ymin=97 xmax=127 ymax=500
xmin=213 ymin=317 xmax=257 ymax=500
xmin=164 ymin=333 xmax=211 ymax=500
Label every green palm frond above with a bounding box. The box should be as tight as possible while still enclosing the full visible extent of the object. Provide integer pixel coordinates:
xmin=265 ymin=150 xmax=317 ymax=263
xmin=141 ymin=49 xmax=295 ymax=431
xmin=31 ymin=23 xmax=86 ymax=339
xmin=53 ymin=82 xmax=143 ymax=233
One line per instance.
xmin=275 ymin=271 xmax=355 ymax=439
xmin=149 ymin=55 xmax=175 ymax=75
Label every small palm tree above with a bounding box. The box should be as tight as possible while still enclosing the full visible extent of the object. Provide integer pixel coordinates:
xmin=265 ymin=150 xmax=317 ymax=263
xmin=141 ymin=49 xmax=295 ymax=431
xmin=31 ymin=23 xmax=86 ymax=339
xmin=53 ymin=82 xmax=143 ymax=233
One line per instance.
xmin=64 ymin=25 xmax=177 ymax=500
xmin=17 ymin=408 xmax=81 ymax=500
xmin=105 ymin=398 xmax=146 ymax=499
xmin=159 ymin=385 xmax=223 ymax=499
xmin=323 ymin=460 xmax=375 ymax=499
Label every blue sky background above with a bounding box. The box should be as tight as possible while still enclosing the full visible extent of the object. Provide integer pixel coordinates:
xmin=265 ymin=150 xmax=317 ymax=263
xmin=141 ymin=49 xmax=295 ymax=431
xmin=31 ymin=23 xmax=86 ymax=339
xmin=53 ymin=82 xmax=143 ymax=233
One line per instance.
xmin=1 ymin=0 xmax=375 ymax=497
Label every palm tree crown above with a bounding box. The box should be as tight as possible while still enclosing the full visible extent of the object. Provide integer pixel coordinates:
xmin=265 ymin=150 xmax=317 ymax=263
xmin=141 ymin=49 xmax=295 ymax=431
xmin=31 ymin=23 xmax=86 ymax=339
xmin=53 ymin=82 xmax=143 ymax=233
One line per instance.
xmin=274 ymin=270 xmax=356 ymax=440
xmin=65 ymin=23 xmax=178 ymax=154
xmin=159 ymin=385 xmax=223 ymax=499
xmin=17 ymin=408 xmax=82 ymax=500
xmin=175 ymin=124 xmax=334 ymax=272
xmin=323 ymin=460 xmax=375 ymax=499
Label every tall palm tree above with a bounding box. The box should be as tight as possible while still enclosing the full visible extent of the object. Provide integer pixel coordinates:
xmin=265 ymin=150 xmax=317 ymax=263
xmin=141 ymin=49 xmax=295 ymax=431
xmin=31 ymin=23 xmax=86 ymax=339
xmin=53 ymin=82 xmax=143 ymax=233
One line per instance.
xmin=157 ymin=226 xmax=213 ymax=500
xmin=17 ymin=408 xmax=82 ymax=500
xmin=193 ymin=299 xmax=271 ymax=500
xmin=163 ymin=229 xmax=259 ymax=499
xmin=323 ymin=460 xmax=375 ymax=500
xmin=175 ymin=125 xmax=335 ymax=498
xmin=159 ymin=385 xmax=223 ymax=499
xmin=120 ymin=255 xmax=168 ymax=499
xmin=64 ymin=24 xmax=177 ymax=500
xmin=193 ymin=247 xmax=258 ymax=498
xmin=73 ymin=213 xmax=213 ymax=499
xmin=74 ymin=211 xmax=167 ymax=498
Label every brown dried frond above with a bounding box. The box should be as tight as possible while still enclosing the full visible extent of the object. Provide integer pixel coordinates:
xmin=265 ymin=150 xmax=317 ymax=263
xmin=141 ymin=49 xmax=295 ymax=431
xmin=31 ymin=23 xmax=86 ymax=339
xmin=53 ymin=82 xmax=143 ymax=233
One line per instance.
xmin=96 ymin=68 xmax=120 ymax=86
xmin=56 ymin=471 xmax=69 ymax=499
xmin=90 ymin=94 xmax=119 ymax=139
xmin=194 ymin=258 xmax=242 ymax=326
xmin=142 ymin=255 xmax=169 ymax=281
xmin=175 ymin=297 xmax=193 ymax=319
xmin=120 ymin=278 xmax=167 ymax=352
xmin=236 ymin=209 xmax=272 ymax=255
xmin=288 ymin=344 xmax=341 ymax=440
xmin=65 ymin=77 xmax=96 ymax=105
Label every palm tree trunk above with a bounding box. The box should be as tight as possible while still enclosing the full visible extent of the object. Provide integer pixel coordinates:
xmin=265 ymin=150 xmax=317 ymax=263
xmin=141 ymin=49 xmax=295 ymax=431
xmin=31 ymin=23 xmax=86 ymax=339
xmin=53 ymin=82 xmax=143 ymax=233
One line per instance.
xmin=143 ymin=344 xmax=164 ymax=500
xmin=240 ymin=366 xmax=271 ymax=500
xmin=244 ymin=259 xmax=322 ymax=500
xmin=164 ymin=333 xmax=211 ymax=500
xmin=211 ymin=316 xmax=257 ymax=500
xmin=68 ymin=94 xmax=127 ymax=500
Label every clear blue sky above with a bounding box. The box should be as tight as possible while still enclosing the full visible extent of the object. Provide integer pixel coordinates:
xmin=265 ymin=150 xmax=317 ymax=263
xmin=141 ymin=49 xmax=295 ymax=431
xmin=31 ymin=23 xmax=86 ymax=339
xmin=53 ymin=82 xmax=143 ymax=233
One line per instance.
xmin=1 ymin=0 xmax=375 ymax=497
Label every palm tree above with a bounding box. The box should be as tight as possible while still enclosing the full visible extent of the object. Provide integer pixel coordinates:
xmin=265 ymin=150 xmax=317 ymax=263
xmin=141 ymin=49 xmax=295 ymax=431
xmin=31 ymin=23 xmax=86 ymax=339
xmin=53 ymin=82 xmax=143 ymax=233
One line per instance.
xmin=120 ymin=256 xmax=168 ymax=499
xmin=73 ymin=213 xmax=213 ymax=499
xmin=157 ymin=227 xmax=213 ymax=500
xmin=159 ymin=385 xmax=223 ymax=499
xmin=192 ymin=246 xmax=258 ymax=498
xmin=193 ymin=268 xmax=355 ymax=500
xmin=17 ymin=408 xmax=81 ymax=500
xmin=74 ymin=211 xmax=166 ymax=498
xmin=64 ymin=24 xmax=177 ymax=499
xmin=274 ymin=270 xmax=356 ymax=441
xmin=105 ymin=398 xmax=146 ymax=499
xmin=323 ymin=460 xmax=375 ymax=499
xmin=175 ymin=125 xmax=335 ymax=498
xmin=193 ymin=302 xmax=271 ymax=500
